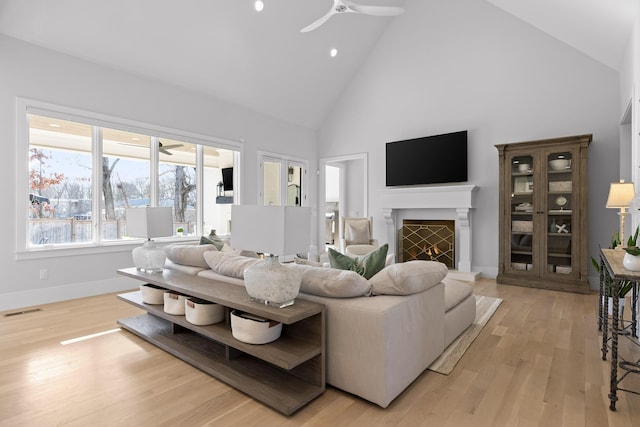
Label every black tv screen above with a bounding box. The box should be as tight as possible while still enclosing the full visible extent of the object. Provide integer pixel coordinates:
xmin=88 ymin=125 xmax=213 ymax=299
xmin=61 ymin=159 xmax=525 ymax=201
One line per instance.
xmin=221 ymin=167 xmax=233 ymax=191
xmin=386 ymin=130 xmax=467 ymax=186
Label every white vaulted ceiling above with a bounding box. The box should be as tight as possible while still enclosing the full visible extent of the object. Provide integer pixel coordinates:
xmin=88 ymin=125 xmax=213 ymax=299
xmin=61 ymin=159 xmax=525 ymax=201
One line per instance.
xmin=0 ymin=0 xmax=635 ymax=130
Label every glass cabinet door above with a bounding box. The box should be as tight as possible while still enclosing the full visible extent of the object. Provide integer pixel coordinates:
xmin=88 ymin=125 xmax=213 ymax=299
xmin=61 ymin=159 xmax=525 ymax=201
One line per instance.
xmin=508 ymin=153 xmax=534 ymax=273
xmin=544 ymin=149 xmax=576 ymax=278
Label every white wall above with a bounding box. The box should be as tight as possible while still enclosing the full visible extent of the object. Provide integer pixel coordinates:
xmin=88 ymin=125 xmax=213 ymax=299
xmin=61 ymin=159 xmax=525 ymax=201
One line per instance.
xmin=318 ymin=0 xmax=621 ymax=282
xmin=0 ymin=35 xmax=317 ymax=310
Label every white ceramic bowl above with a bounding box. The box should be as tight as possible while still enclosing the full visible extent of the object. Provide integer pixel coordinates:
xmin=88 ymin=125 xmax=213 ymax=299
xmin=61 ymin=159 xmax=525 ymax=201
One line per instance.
xmin=549 ymin=159 xmax=570 ymax=171
xmin=185 ymin=297 xmax=224 ymax=325
xmin=517 ymin=163 xmax=530 ymax=172
xmin=230 ymin=310 xmax=282 ymax=344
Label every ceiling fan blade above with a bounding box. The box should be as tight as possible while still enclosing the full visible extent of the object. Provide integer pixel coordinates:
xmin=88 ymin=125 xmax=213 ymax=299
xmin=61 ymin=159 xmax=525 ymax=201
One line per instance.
xmin=160 ymin=144 xmax=183 ymax=150
xmin=159 ymin=147 xmax=173 ymax=155
xmin=347 ymin=4 xmax=404 ymax=17
xmin=300 ymin=8 xmax=337 ymax=32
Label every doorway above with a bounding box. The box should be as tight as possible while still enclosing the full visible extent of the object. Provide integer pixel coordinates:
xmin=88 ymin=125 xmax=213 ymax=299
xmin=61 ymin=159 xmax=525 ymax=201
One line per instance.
xmin=319 ymin=153 xmax=368 ymax=251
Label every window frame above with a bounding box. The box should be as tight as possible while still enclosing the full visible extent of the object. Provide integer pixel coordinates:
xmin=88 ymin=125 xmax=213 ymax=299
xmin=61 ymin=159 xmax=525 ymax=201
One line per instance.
xmin=16 ymin=98 xmax=243 ymax=260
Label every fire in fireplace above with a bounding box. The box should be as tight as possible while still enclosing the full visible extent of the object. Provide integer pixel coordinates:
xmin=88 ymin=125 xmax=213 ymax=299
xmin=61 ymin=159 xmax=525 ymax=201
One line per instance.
xmin=400 ymin=220 xmax=455 ymax=268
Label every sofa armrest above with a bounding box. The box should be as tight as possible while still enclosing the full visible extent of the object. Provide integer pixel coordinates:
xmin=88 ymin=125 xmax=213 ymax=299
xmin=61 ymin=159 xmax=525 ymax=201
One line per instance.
xmin=298 ymin=283 xmax=445 ymax=408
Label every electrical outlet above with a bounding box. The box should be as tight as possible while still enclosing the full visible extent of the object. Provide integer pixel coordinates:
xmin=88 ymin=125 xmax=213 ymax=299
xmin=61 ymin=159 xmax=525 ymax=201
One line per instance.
xmin=39 ymin=269 xmax=48 ymax=280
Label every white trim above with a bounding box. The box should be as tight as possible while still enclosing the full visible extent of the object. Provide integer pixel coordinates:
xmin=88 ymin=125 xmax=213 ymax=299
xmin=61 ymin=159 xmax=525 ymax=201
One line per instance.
xmin=0 ymin=276 xmax=139 ymax=311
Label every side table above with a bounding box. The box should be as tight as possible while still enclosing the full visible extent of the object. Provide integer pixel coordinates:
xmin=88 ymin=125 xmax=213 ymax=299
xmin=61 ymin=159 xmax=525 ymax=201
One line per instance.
xmin=599 ymin=248 xmax=640 ymax=410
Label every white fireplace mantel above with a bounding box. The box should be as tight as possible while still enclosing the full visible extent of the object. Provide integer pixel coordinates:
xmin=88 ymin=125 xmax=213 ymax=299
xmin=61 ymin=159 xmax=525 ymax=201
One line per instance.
xmin=381 ymin=185 xmax=479 ymax=281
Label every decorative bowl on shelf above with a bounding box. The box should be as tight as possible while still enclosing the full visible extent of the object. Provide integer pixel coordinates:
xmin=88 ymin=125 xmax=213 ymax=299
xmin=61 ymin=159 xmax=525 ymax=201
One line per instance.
xmin=140 ymin=283 xmax=166 ymax=304
xmin=163 ymin=291 xmax=187 ymax=315
xmin=549 ymin=159 xmax=570 ymax=171
xmin=517 ymin=163 xmax=530 ymax=172
xmin=231 ymin=310 xmax=282 ymax=344
xmin=185 ymin=297 xmax=224 ymax=325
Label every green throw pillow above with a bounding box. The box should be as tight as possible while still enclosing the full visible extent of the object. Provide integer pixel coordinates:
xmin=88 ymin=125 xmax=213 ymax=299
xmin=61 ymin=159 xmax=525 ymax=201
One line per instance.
xmin=200 ymin=235 xmax=224 ymax=250
xmin=328 ymin=244 xmax=388 ymax=280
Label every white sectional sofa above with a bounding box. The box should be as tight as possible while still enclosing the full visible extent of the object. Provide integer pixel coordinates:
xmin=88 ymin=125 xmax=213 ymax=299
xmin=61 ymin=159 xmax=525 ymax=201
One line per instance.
xmin=162 ymin=244 xmax=476 ymax=408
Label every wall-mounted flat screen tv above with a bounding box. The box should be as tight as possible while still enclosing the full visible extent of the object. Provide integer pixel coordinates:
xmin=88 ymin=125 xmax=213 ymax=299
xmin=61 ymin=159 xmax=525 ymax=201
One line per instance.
xmin=386 ymin=130 xmax=467 ymax=186
xmin=221 ymin=167 xmax=233 ymax=191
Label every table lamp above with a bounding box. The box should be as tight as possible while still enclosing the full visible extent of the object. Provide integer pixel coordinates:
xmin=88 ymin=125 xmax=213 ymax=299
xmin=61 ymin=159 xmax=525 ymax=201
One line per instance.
xmin=126 ymin=207 xmax=174 ymax=272
xmin=231 ymin=205 xmax=311 ymax=307
xmin=606 ymin=180 xmax=635 ymax=247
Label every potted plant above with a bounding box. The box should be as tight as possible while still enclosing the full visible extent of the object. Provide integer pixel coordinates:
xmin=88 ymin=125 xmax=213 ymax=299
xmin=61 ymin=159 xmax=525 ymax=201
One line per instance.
xmin=623 ymin=226 xmax=640 ymax=271
xmin=176 ymin=227 xmax=184 ymax=237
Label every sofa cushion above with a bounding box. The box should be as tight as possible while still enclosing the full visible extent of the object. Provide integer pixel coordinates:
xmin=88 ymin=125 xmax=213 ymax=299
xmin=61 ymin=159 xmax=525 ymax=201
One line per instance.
xmin=328 ymin=244 xmax=388 ymax=280
xmin=294 ymin=264 xmax=371 ymax=298
xmin=294 ymin=256 xmax=323 ymax=267
xmin=202 ymin=251 xmax=261 ymax=279
xmin=442 ymin=277 xmax=473 ymax=312
xmin=369 ymin=260 xmax=448 ymax=296
xmin=165 ymin=244 xmax=217 ymax=268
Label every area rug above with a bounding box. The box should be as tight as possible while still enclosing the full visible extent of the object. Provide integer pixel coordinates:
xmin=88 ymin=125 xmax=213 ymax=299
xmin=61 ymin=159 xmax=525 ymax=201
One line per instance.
xmin=428 ymin=295 xmax=503 ymax=375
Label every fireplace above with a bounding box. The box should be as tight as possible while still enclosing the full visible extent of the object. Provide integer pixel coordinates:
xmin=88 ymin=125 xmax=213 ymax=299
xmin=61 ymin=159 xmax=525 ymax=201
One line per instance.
xmin=401 ymin=220 xmax=455 ymax=268
xmin=381 ymin=184 xmax=479 ymax=281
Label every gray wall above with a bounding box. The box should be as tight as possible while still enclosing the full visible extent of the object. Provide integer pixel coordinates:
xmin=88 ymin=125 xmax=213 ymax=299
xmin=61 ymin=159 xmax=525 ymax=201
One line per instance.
xmin=318 ymin=0 xmax=622 ymax=284
xmin=0 ymin=35 xmax=317 ymax=310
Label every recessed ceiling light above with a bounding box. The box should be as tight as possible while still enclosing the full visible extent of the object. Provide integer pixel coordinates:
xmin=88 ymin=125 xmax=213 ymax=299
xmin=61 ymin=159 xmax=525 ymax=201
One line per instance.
xmin=330 ymin=48 xmax=338 ymax=58
xmin=131 ymin=137 xmax=140 ymax=141
xmin=49 ymin=123 xmax=61 ymax=128
xmin=254 ymin=1 xmax=264 ymax=12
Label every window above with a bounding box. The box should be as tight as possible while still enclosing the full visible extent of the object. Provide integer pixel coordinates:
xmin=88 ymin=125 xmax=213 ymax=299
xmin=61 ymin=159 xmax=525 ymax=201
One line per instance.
xmin=259 ymin=152 xmax=307 ymax=207
xmin=18 ymin=99 xmax=241 ymax=258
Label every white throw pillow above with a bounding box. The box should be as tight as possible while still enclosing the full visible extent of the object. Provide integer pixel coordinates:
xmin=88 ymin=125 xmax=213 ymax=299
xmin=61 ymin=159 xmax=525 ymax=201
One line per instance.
xmin=203 ymin=251 xmax=261 ymax=279
xmin=369 ymin=260 xmax=448 ymax=296
xmin=297 ymin=265 xmax=371 ymax=298
xmin=345 ymin=219 xmax=370 ymax=244
xmin=165 ymin=244 xmax=217 ymax=268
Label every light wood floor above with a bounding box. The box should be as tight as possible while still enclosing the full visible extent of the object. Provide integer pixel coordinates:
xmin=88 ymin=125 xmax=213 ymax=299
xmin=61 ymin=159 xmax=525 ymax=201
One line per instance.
xmin=1 ymin=279 xmax=639 ymax=426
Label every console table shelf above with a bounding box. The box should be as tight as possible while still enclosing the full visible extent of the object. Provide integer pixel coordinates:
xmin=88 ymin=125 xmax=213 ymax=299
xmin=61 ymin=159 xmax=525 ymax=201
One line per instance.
xmin=116 ymin=268 xmax=325 ymax=415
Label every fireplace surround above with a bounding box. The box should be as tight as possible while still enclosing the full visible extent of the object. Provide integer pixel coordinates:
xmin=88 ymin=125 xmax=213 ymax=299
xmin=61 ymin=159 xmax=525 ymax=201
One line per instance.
xmin=381 ymin=185 xmax=479 ymax=281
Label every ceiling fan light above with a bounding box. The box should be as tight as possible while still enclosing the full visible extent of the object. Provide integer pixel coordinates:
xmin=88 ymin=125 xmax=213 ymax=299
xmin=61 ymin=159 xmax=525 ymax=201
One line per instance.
xmin=254 ymin=1 xmax=264 ymax=12
xmin=330 ymin=48 xmax=338 ymax=57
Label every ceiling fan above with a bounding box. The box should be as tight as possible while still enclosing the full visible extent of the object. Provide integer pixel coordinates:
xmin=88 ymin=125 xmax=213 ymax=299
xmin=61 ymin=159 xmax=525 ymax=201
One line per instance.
xmin=158 ymin=141 xmax=182 ymax=155
xmin=300 ymin=0 xmax=404 ymax=33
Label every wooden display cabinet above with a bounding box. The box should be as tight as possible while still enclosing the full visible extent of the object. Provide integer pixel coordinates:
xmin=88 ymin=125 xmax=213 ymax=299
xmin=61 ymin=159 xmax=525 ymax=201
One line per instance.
xmin=495 ymin=134 xmax=591 ymax=294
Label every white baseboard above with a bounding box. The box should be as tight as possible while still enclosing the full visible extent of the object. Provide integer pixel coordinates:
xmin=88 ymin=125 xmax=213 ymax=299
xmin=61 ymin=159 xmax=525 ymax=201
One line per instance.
xmin=0 ymin=276 xmax=138 ymax=312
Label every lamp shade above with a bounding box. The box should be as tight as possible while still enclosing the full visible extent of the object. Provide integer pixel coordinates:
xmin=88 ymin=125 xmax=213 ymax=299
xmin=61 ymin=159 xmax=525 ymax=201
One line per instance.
xmin=126 ymin=207 xmax=174 ymax=238
xmin=606 ymin=181 xmax=635 ymax=208
xmin=231 ymin=205 xmax=311 ymax=255
xmin=126 ymin=207 xmax=174 ymax=273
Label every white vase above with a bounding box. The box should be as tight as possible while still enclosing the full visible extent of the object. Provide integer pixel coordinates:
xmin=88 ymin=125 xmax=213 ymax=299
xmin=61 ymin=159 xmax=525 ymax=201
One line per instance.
xmin=622 ymin=252 xmax=640 ymax=271
xmin=243 ymin=255 xmax=302 ymax=308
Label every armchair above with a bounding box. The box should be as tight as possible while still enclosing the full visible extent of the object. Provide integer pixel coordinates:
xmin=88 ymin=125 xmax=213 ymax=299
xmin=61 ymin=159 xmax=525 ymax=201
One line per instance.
xmin=339 ymin=216 xmax=378 ymax=257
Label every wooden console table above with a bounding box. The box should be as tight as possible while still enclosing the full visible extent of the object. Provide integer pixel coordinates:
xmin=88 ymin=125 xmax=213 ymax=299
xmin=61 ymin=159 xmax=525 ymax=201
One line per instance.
xmin=116 ymin=267 xmax=325 ymax=415
xmin=599 ymin=249 xmax=640 ymax=411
